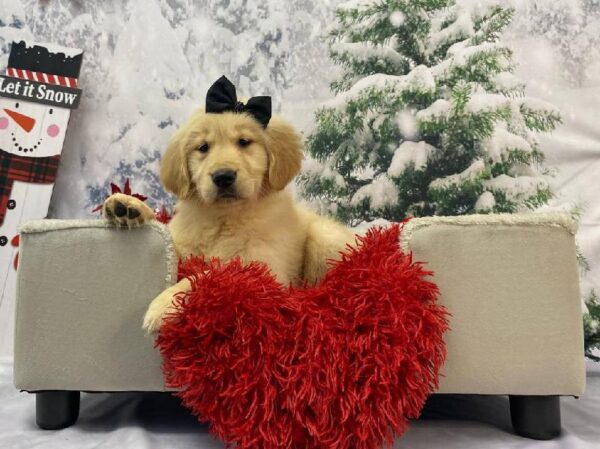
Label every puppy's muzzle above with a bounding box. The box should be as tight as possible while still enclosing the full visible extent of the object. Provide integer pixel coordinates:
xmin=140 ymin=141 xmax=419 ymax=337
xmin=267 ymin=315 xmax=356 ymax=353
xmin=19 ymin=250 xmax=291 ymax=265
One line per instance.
xmin=212 ymin=169 xmax=237 ymax=189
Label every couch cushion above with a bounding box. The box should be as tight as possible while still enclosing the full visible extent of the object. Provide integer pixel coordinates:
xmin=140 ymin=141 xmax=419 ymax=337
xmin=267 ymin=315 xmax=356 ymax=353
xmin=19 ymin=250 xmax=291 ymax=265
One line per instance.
xmin=14 ymin=219 xmax=177 ymax=391
xmin=401 ymin=214 xmax=586 ymax=395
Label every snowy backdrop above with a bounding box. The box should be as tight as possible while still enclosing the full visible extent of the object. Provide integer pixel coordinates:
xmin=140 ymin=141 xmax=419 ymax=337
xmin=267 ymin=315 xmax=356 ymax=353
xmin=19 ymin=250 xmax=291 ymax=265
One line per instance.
xmin=0 ymin=0 xmax=599 ymax=355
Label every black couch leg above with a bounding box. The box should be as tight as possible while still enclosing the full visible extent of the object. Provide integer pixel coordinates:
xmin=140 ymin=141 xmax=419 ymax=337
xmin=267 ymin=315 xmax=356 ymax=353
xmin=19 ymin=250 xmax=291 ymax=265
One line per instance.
xmin=36 ymin=391 xmax=80 ymax=430
xmin=509 ymin=395 xmax=561 ymax=440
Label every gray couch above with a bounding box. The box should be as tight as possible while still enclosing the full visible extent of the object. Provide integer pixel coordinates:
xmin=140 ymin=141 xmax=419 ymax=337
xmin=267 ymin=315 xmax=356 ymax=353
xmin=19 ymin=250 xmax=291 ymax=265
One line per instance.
xmin=13 ymin=214 xmax=585 ymax=440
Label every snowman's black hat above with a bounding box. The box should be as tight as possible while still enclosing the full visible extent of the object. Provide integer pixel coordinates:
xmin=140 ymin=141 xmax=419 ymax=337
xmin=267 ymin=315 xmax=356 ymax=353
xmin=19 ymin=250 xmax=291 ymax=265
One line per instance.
xmin=8 ymin=41 xmax=83 ymax=78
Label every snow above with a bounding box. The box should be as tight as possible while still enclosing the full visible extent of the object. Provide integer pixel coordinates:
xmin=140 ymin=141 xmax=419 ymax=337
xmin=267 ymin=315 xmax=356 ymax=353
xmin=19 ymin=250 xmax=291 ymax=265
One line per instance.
xmin=330 ymin=40 xmax=407 ymax=69
xmin=327 ymin=65 xmax=435 ymax=110
xmin=433 ymin=43 xmax=511 ymax=79
xmin=337 ymin=0 xmax=378 ymax=12
xmin=509 ymin=0 xmax=600 ymax=87
xmin=483 ymin=174 xmax=549 ymax=201
xmin=426 ymin=10 xmax=475 ymax=57
xmin=519 ymin=97 xmax=562 ymax=116
xmin=465 ymin=93 xmax=511 ymax=113
xmin=353 ymin=166 xmax=375 ymax=181
xmin=449 ymin=42 xmax=505 ymax=61
xmin=389 ymin=11 xmax=406 ymax=27
xmin=351 ymin=175 xmax=399 ymax=209
xmin=475 ymin=191 xmax=496 ymax=211
xmin=352 ymin=217 xmax=391 ymax=234
xmin=388 ymin=141 xmax=437 ymax=176
xmin=396 ymin=109 xmax=419 ymax=139
xmin=430 ymin=159 xmax=486 ymax=190
xmin=403 ymin=65 xmax=437 ymax=91
xmin=456 ymin=0 xmax=501 ymax=19
xmin=341 ymin=11 xmax=386 ymax=36
xmin=493 ymin=72 xmax=526 ymax=92
xmin=34 ymin=42 xmax=83 ymax=57
xmin=0 ymin=0 xmax=24 ymax=25
xmin=415 ymin=99 xmax=451 ymax=121
xmin=482 ymin=126 xmax=532 ymax=163
xmin=302 ymin=157 xmax=346 ymax=188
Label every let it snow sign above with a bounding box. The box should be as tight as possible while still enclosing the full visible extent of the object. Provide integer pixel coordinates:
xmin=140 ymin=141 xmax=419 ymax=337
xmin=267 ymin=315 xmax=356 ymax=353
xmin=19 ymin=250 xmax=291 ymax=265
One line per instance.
xmin=0 ymin=41 xmax=83 ymax=350
xmin=0 ymin=74 xmax=81 ymax=109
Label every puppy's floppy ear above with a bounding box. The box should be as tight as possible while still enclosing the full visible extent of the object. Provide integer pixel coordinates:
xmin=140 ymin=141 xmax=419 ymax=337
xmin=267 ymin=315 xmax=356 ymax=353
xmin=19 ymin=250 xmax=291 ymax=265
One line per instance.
xmin=160 ymin=132 xmax=192 ymax=199
xmin=265 ymin=116 xmax=303 ymax=191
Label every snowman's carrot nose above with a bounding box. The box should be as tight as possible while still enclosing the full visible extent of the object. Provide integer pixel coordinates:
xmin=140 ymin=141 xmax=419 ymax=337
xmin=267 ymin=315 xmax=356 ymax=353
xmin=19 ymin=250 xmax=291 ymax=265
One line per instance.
xmin=3 ymin=108 xmax=36 ymax=133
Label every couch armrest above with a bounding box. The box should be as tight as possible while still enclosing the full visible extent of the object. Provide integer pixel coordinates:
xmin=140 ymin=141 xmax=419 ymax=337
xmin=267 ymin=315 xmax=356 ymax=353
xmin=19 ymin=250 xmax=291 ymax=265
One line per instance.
xmin=401 ymin=213 xmax=586 ymax=395
xmin=14 ymin=219 xmax=177 ymax=392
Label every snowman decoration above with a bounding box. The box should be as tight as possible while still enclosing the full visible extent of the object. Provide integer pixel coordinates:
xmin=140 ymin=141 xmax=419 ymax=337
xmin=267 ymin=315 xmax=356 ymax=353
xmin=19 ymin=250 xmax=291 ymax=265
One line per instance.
xmin=0 ymin=41 xmax=82 ymax=353
xmin=0 ymin=98 xmax=67 ymax=229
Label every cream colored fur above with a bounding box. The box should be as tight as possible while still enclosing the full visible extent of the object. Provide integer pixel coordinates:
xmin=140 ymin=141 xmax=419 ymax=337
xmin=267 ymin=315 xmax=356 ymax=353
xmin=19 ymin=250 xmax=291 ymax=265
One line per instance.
xmin=103 ymin=109 xmax=354 ymax=332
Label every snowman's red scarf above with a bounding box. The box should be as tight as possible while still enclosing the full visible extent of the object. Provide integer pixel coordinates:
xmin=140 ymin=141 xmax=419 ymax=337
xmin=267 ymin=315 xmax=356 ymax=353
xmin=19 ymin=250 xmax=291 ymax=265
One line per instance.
xmin=0 ymin=148 xmax=61 ymax=225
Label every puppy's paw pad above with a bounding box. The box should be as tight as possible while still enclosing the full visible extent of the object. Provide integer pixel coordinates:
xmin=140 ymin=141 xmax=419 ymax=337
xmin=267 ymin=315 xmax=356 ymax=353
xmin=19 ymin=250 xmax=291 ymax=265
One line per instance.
xmin=113 ymin=201 xmax=127 ymax=218
xmin=128 ymin=207 xmax=140 ymax=219
xmin=104 ymin=193 xmax=153 ymax=228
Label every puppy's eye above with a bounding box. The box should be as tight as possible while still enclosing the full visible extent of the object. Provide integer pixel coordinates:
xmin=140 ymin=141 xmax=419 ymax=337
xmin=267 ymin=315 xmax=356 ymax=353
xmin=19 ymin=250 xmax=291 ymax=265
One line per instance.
xmin=198 ymin=143 xmax=209 ymax=153
xmin=238 ymin=138 xmax=252 ymax=148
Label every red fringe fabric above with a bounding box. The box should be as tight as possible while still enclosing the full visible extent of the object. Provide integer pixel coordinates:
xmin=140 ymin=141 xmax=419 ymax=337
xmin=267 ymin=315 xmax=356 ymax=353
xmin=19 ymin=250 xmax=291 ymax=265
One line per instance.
xmin=156 ymin=223 xmax=449 ymax=449
xmin=155 ymin=205 xmax=173 ymax=224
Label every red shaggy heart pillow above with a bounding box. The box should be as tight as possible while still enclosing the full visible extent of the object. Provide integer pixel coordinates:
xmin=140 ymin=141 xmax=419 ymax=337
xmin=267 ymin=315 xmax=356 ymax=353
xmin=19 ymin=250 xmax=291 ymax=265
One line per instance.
xmin=156 ymin=223 xmax=449 ymax=449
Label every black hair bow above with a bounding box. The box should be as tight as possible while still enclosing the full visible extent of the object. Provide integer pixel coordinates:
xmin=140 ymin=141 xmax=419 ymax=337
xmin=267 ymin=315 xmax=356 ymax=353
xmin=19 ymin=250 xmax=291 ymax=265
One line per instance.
xmin=205 ymin=76 xmax=272 ymax=128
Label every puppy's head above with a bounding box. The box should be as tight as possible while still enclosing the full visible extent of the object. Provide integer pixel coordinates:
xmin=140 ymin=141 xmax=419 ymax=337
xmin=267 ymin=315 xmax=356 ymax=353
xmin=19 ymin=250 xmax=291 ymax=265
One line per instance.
xmin=160 ymin=110 xmax=302 ymax=204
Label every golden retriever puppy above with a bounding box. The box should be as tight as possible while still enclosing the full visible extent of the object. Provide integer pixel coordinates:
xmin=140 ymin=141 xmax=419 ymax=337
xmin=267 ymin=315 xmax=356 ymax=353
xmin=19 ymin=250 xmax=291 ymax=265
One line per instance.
xmin=103 ymin=109 xmax=354 ymax=332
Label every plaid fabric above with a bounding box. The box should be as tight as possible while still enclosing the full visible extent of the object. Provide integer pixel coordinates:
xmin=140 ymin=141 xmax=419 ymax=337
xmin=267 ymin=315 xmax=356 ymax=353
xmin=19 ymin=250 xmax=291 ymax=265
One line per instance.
xmin=0 ymin=149 xmax=61 ymax=225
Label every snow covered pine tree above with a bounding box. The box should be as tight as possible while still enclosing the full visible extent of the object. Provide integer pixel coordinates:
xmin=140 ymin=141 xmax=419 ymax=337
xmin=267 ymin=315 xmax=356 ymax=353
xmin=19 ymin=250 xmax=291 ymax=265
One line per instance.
xmin=300 ymin=0 xmax=560 ymax=225
xmin=300 ymin=0 xmax=600 ymax=359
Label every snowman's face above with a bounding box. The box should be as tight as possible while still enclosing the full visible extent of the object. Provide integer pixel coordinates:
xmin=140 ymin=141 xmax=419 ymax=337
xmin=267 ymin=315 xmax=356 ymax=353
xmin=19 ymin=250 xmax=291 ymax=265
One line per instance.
xmin=0 ymin=97 xmax=69 ymax=158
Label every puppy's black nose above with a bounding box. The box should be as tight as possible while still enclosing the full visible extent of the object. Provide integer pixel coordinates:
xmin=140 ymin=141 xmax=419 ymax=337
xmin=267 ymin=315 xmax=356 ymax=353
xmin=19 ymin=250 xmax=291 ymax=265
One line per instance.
xmin=212 ymin=169 xmax=237 ymax=188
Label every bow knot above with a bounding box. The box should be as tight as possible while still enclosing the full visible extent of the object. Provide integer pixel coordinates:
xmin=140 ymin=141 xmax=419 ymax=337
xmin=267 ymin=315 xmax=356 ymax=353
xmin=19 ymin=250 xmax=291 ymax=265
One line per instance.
xmin=234 ymin=101 xmax=245 ymax=113
xmin=205 ymin=76 xmax=272 ymax=128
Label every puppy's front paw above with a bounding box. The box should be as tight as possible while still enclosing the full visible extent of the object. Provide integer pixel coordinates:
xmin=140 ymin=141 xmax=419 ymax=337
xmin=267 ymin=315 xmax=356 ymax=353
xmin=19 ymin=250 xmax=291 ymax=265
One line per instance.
xmin=142 ymin=287 xmax=185 ymax=332
xmin=143 ymin=279 xmax=191 ymax=333
xmin=143 ymin=307 xmax=167 ymax=333
xmin=143 ymin=290 xmax=178 ymax=333
xmin=103 ymin=193 xmax=155 ymax=228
